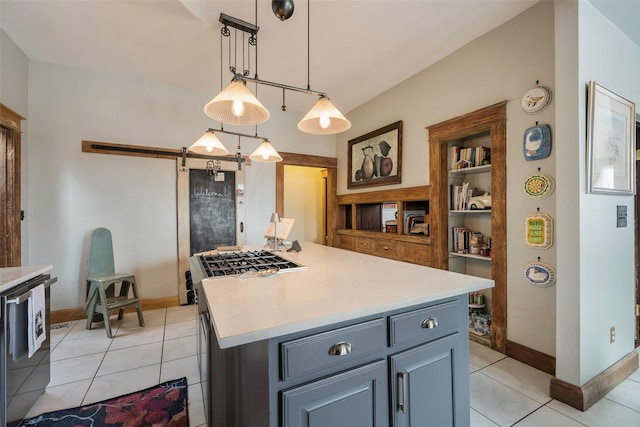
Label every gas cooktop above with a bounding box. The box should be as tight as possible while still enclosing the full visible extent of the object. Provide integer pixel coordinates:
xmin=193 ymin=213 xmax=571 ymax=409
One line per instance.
xmin=196 ymin=250 xmax=306 ymax=278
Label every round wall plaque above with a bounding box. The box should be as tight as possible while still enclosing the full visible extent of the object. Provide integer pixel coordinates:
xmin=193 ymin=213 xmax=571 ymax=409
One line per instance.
xmin=524 ymin=262 xmax=556 ymax=287
xmin=524 ymin=172 xmax=555 ymax=199
xmin=521 ymin=86 xmax=552 ymax=114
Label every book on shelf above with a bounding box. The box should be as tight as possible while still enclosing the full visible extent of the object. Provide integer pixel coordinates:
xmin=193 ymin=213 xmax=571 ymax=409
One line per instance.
xmin=449 ymin=145 xmax=491 ymax=171
xmin=450 ymin=182 xmax=472 ymax=210
xmin=451 ymin=226 xmax=470 ymax=253
xmin=403 ymin=210 xmax=426 ymax=234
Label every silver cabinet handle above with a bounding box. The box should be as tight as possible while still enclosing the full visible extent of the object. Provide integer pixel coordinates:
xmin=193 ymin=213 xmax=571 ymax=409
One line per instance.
xmin=421 ymin=317 xmax=439 ymax=329
xmin=328 ymin=341 xmax=352 ymax=356
xmin=398 ymin=371 xmax=409 ymax=413
xmin=383 ymin=246 xmax=389 ymax=250
xmin=361 ymin=243 xmax=368 ymax=247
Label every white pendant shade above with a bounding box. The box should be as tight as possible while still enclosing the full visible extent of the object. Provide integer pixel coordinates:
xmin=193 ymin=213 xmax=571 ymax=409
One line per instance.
xmin=189 ymin=131 xmax=230 ymax=156
xmin=204 ymin=80 xmax=270 ymax=125
xmin=297 ymin=96 xmax=351 ymax=135
xmin=249 ymin=140 xmax=283 ymax=162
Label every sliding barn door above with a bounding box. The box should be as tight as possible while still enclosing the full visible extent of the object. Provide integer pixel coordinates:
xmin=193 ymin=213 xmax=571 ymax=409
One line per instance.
xmin=176 ymin=158 xmax=246 ymax=304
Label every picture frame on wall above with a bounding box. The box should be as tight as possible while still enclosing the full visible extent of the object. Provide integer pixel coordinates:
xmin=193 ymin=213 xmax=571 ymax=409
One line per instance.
xmin=586 ymin=81 xmax=636 ymax=195
xmin=348 ymin=121 xmax=402 ymax=189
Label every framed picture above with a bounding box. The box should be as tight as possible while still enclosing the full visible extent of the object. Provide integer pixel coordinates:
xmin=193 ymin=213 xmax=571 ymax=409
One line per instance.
xmin=348 ymin=121 xmax=402 ymax=189
xmin=587 ymin=81 xmax=636 ymax=195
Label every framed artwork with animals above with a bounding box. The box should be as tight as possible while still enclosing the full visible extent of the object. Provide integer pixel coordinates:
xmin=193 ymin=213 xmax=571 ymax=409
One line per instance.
xmin=348 ymin=121 xmax=402 ymax=189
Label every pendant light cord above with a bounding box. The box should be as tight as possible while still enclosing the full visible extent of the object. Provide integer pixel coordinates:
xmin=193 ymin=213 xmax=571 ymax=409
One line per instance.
xmin=307 ymin=0 xmax=310 ymax=91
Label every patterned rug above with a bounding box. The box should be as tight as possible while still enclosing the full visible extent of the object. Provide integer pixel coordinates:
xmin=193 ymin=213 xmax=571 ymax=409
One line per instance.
xmin=20 ymin=377 xmax=188 ymax=427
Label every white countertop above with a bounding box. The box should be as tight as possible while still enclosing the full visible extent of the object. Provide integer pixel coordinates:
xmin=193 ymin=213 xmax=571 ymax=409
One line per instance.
xmin=202 ymin=243 xmax=494 ymax=349
xmin=0 ymin=265 xmax=53 ymax=294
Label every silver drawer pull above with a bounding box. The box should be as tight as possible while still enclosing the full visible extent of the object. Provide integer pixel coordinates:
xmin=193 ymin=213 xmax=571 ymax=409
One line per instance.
xmin=398 ymin=371 xmax=409 ymax=413
xmin=383 ymin=246 xmax=389 ymax=250
xmin=421 ymin=317 xmax=439 ymax=329
xmin=361 ymin=243 xmax=368 ymax=247
xmin=328 ymin=341 xmax=352 ymax=356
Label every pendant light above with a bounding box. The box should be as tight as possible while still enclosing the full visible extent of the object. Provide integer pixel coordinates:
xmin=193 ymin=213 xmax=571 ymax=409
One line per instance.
xmin=298 ymin=96 xmax=351 ymax=134
xmin=249 ymin=139 xmax=283 ymax=162
xmin=206 ymin=2 xmax=350 ymax=135
xmin=189 ymin=130 xmax=230 ymax=156
xmin=296 ymin=0 xmax=350 ymax=134
xmin=204 ymin=79 xmax=270 ymax=125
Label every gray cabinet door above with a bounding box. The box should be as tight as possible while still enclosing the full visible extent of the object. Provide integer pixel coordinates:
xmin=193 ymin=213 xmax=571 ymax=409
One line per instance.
xmin=390 ymin=333 xmax=469 ymax=427
xmin=282 ymin=360 xmax=388 ymax=427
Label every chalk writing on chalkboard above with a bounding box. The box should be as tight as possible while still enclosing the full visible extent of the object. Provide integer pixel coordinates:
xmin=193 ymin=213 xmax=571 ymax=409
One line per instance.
xmin=189 ymin=169 xmax=236 ymax=255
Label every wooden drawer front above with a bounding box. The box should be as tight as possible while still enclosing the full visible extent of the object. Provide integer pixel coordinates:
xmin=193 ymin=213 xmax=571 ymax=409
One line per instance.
xmin=373 ymin=239 xmax=403 ymax=259
xmin=403 ymin=242 xmax=431 ymax=265
xmin=281 ymin=318 xmax=386 ymax=381
xmin=355 ymin=238 xmax=375 ymax=253
xmin=338 ymin=234 xmax=355 ymax=251
xmin=389 ymin=300 xmax=459 ymax=347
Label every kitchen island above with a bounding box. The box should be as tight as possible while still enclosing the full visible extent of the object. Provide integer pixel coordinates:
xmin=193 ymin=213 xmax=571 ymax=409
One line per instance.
xmin=191 ymin=243 xmax=494 ymax=427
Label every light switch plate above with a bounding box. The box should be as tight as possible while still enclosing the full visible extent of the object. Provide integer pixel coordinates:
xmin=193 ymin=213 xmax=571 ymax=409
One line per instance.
xmin=617 ymin=205 xmax=627 ymax=228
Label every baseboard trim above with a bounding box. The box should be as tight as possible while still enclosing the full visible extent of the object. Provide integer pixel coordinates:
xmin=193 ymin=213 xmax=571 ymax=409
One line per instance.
xmin=50 ymin=296 xmax=182 ymax=324
xmin=550 ymin=350 xmax=639 ymax=411
xmin=505 ymin=340 xmax=556 ymax=376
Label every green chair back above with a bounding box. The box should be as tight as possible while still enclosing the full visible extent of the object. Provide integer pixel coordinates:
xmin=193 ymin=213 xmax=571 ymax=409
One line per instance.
xmin=88 ymin=227 xmax=116 ymax=278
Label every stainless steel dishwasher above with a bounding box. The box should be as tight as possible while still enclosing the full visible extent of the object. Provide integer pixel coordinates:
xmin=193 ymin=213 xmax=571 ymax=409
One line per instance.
xmin=1 ymin=273 xmax=56 ymax=426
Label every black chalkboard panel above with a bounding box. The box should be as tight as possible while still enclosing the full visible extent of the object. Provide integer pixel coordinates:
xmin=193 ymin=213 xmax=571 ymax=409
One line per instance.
xmin=189 ymin=169 xmax=236 ymax=255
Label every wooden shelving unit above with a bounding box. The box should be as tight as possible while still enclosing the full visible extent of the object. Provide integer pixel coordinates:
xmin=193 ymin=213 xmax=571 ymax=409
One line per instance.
xmin=427 ymin=101 xmax=507 ymax=353
xmin=336 ymin=186 xmax=432 ymax=266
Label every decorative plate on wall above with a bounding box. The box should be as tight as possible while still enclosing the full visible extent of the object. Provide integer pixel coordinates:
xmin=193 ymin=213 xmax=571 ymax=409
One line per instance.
xmin=524 ymin=261 xmax=556 ymax=287
xmin=523 ymin=124 xmax=552 ymax=161
xmin=525 ymin=213 xmax=553 ymax=249
xmin=521 ymin=86 xmax=552 ymax=114
xmin=524 ymin=172 xmax=555 ymax=199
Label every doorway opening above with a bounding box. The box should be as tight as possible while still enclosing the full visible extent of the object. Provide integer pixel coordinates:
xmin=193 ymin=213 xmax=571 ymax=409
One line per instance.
xmin=275 ymin=153 xmax=337 ymax=247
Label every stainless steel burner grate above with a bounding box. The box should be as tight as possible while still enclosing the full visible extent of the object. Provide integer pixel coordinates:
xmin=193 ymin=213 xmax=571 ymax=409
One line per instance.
xmin=198 ymin=250 xmax=306 ymax=278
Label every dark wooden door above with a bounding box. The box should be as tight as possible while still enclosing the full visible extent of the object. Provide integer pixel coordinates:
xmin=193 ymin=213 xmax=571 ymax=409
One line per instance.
xmin=0 ymin=104 xmax=24 ymax=267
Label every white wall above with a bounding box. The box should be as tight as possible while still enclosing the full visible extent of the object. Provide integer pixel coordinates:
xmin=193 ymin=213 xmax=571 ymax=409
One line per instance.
xmin=0 ymin=29 xmax=30 ymax=263
xmin=555 ymin=0 xmax=640 ymax=386
xmin=26 ymin=60 xmax=335 ymax=311
xmin=338 ymin=2 xmax=557 ymax=356
xmin=283 ymin=165 xmax=323 ymax=244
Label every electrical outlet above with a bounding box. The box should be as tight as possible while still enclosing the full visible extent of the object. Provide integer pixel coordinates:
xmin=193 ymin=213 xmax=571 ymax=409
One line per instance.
xmin=610 ymin=326 xmax=616 ymax=343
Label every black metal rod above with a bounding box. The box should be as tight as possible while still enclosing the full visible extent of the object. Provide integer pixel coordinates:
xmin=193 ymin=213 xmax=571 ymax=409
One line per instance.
xmin=235 ymin=73 xmax=326 ymax=98
xmin=209 ymin=127 xmax=267 ymax=141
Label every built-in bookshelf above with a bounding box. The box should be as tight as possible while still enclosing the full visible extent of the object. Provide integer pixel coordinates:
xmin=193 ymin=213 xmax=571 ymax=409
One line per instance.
xmin=336 ymin=186 xmax=432 ymax=266
xmin=427 ymin=101 xmax=507 ymax=352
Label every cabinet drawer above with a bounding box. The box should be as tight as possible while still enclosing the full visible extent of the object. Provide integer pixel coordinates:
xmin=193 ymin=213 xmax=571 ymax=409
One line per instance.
xmin=355 ymin=238 xmax=375 ymax=253
xmin=403 ymin=242 xmax=431 ymax=265
xmin=389 ymin=300 xmax=459 ymax=346
xmin=373 ymin=239 xmax=403 ymax=259
xmin=281 ymin=318 xmax=386 ymax=381
xmin=338 ymin=234 xmax=355 ymax=251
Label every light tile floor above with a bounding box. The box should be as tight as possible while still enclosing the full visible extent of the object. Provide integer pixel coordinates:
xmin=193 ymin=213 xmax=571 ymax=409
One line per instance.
xmin=22 ymin=306 xmax=640 ymax=427
xmin=469 ymin=340 xmax=640 ymax=426
xmin=26 ymin=305 xmax=206 ymax=427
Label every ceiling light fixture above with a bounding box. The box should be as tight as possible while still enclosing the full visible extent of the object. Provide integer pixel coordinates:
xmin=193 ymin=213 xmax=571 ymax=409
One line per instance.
xmin=203 ymin=1 xmax=351 ymax=135
xmin=272 ymin=0 xmax=295 ymax=21
xmin=189 ymin=127 xmax=281 ymax=169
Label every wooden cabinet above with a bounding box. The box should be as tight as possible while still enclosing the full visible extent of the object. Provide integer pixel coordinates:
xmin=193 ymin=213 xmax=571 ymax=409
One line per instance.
xmin=427 ymin=101 xmax=507 ymax=352
xmin=390 ymin=334 xmax=468 ymax=427
xmin=282 ymin=360 xmax=388 ymax=427
xmin=336 ymin=186 xmax=432 ymax=266
xmin=205 ymin=294 xmax=470 ymax=426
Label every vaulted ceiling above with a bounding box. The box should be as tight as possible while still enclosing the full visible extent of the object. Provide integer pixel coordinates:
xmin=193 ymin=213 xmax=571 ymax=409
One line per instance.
xmin=1 ymin=1 xmax=638 ymax=115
